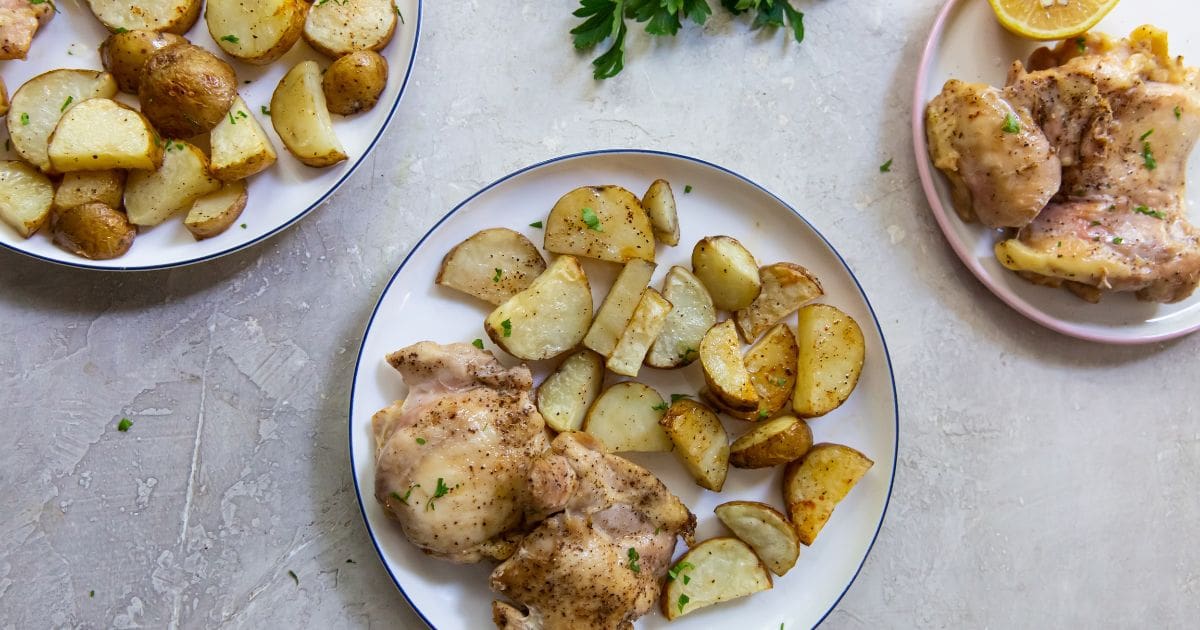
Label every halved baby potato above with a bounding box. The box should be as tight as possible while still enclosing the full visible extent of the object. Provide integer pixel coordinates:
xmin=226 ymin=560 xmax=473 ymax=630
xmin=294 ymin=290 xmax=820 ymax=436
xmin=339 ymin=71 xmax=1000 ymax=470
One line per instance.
xmin=607 ymin=288 xmax=673 ymax=378
xmin=207 ymin=0 xmax=307 ymax=65
xmin=544 ymin=185 xmax=655 ymax=263
xmin=271 ymin=60 xmax=348 ymax=168
xmin=88 ymin=0 xmax=201 ymax=34
xmin=303 ymin=0 xmax=397 ymax=58
xmin=642 ymin=178 xmax=679 ymax=246
xmin=729 ymin=415 xmax=813 ymax=469
xmin=646 ymin=266 xmax=715 ymax=369
xmin=536 ymin=349 xmax=604 ymax=433
xmin=714 ymin=501 xmax=800 ymax=576
xmin=184 ymin=180 xmax=248 ymax=240
xmin=99 ymin=29 xmax=188 ymax=94
xmin=484 ymin=255 xmax=592 ymax=361
xmin=700 ymin=320 xmax=758 ymax=412
xmin=660 ymin=399 xmax=729 ymax=491
xmin=53 ymin=170 xmax=126 ymax=211
xmin=783 ymin=443 xmax=874 ymax=546
xmin=794 ymin=304 xmax=865 ymax=418
xmin=47 ymin=98 xmax=161 ymax=172
xmin=124 ymin=141 xmax=220 ymax=226
xmin=662 ymin=537 xmax=772 ymax=620
xmin=0 ymin=161 xmax=54 ymax=237
xmin=583 ymin=258 xmax=656 ymax=356
xmin=745 ymin=323 xmax=799 ymax=419
xmin=8 ymin=69 xmax=118 ymax=172
xmin=211 ymin=96 xmax=278 ymax=182
xmin=735 ymin=262 xmax=824 ymax=342
xmin=51 ymin=202 xmax=136 ymax=260
xmin=692 ymin=235 xmax=761 ymax=311
xmin=583 ymin=382 xmax=673 ymax=453
xmin=437 ymin=228 xmax=547 ymax=305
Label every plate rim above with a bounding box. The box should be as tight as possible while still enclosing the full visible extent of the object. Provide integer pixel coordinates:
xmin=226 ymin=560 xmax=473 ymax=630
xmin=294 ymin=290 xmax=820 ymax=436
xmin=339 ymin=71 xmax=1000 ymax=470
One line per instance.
xmin=347 ymin=148 xmax=900 ymax=629
xmin=0 ymin=1 xmax=424 ymax=273
xmin=911 ymin=0 xmax=1200 ymax=345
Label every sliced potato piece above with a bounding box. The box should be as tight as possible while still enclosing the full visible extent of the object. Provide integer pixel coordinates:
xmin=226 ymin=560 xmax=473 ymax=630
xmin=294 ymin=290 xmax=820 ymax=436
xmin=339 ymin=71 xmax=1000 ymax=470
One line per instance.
xmin=646 ymin=266 xmax=715 ymax=369
xmin=303 ymin=0 xmax=397 ymax=58
xmin=714 ymin=501 xmax=800 ymax=576
xmin=536 ymin=350 xmax=604 ymax=433
xmin=642 ymin=178 xmax=679 ymax=246
xmin=53 ymin=170 xmax=125 ymax=211
xmin=699 ymin=386 xmax=757 ymax=422
xmin=700 ymin=320 xmax=758 ymax=412
xmin=206 ymin=0 xmax=307 ymax=65
xmin=88 ymin=0 xmax=201 ymax=34
xmin=735 ymin=263 xmax=824 ymax=342
xmin=662 ymin=538 xmax=772 ymax=620
xmin=660 ymin=399 xmax=729 ymax=491
xmin=607 ymin=288 xmax=673 ymax=378
xmin=484 ymin=255 xmax=592 ymax=361
xmin=211 ymin=96 xmax=278 ymax=182
xmin=0 ymin=161 xmax=53 ymax=237
xmin=692 ymin=236 xmax=761 ymax=311
xmin=745 ymin=323 xmax=799 ymax=419
xmin=794 ymin=304 xmax=865 ymax=418
xmin=437 ymin=228 xmax=547 ymax=305
xmin=783 ymin=443 xmax=874 ymax=545
xmin=51 ymin=202 xmax=136 ymax=260
xmin=184 ymin=180 xmax=248 ymax=240
xmin=7 ymin=69 xmax=118 ymax=172
xmin=125 ymin=142 xmax=220 ymax=227
xmin=271 ymin=60 xmax=348 ymax=168
xmin=584 ymin=382 xmax=673 ymax=453
xmin=544 ymin=185 xmax=655 ymax=263
xmin=47 ymin=98 xmax=161 ymax=172
xmin=729 ymin=416 xmax=813 ymax=469
xmin=584 ymin=259 xmax=656 ymax=356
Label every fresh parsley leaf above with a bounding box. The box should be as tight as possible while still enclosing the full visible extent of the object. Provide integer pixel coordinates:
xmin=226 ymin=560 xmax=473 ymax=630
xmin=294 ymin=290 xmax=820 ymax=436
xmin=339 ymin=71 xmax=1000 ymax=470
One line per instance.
xmin=472 ymin=338 xmax=485 ymax=349
xmin=115 ymin=27 xmax=127 ymax=33
xmin=626 ymin=547 xmax=641 ymax=573
xmin=1076 ymin=37 xmax=1087 ymax=53
xmin=1134 ymin=205 xmax=1165 ymax=220
xmin=1112 ymin=236 xmax=1124 ymax=244
xmin=221 ymin=34 xmax=240 ymax=44
xmin=493 ymin=268 xmax=503 ymax=283
xmin=261 ymin=106 xmax=271 ymax=116
xmin=117 ymin=418 xmax=132 ymax=432
xmin=1001 ymin=113 xmax=1020 ymax=134
xmin=60 ymin=96 xmax=73 ymax=112
xmin=677 ymin=593 xmax=689 ymax=613
xmin=1176 ymin=105 xmax=1184 ymax=120
xmin=529 ymin=220 xmax=543 ymax=228
xmin=1140 ymin=129 xmax=1154 ymax=141
xmin=240 ymin=223 xmax=247 ymax=229
xmin=667 ymin=560 xmax=694 ymax=581
xmin=684 ymin=184 xmax=693 ymax=193
xmin=1143 ymin=141 xmax=1157 ymax=170
xmin=773 ymin=377 xmax=788 ymax=386
xmin=426 ymin=477 xmax=451 ymax=511
xmin=20 ymin=113 xmax=29 ymax=126
xmin=757 ymin=409 xmax=770 ymax=419
xmin=416 ymin=437 xmax=426 ymax=445
xmin=879 ymin=158 xmax=893 ymax=173
xmin=652 ymin=402 xmax=669 ymax=412
xmin=229 ymin=112 xmax=237 ymax=125
xmin=89 ymin=590 xmax=95 ymax=598
xmin=670 ymin=394 xmax=692 ymax=403
xmin=287 ymin=570 xmax=298 ymax=585
xmin=501 ymin=319 xmax=512 ymax=337
xmin=581 ymin=207 xmax=603 ymax=231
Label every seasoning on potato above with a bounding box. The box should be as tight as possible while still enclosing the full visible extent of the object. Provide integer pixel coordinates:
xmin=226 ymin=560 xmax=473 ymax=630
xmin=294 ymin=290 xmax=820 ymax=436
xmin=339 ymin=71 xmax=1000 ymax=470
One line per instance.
xmin=139 ymin=43 xmax=238 ymax=138
xmin=323 ymin=51 xmax=389 ymax=116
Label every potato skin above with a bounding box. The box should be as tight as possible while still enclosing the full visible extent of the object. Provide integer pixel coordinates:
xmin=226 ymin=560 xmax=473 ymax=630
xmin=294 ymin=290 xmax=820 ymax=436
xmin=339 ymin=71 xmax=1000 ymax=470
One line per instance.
xmin=99 ymin=30 xmax=188 ymax=94
xmin=51 ymin=202 xmax=135 ymax=260
xmin=322 ymin=51 xmax=388 ymax=115
xmin=139 ymin=44 xmax=238 ymax=138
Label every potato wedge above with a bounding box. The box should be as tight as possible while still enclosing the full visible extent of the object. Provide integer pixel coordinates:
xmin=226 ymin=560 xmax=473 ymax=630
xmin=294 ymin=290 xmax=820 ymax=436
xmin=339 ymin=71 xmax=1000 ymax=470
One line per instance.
xmin=662 ymin=537 xmax=772 ymax=620
xmin=660 ymin=399 xmax=728 ymax=491
xmin=210 ymin=96 xmax=278 ymax=182
xmin=692 ymin=236 xmax=761 ymax=311
xmin=47 ymin=98 xmax=161 ymax=172
xmin=53 ymin=170 xmax=125 ymax=211
xmin=7 ymin=69 xmax=118 ymax=172
xmin=642 ymin=179 xmax=679 ymax=246
xmin=185 ymin=180 xmax=248 ymax=240
xmin=303 ymin=0 xmax=397 ymax=58
xmin=745 ymin=323 xmax=799 ymax=419
xmin=271 ymin=60 xmax=348 ymax=168
xmin=544 ymin=185 xmax=655 ymax=263
xmin=0 ymin=161 xmax=53 ymax=237
xmin=51 ymin=202 xmax=136 ymax=260
xmin=646 ymin=266 xmax=715 ymax=369
xmin=484 ymin=255 xmax=592 ymax=361
xmin=207 ymin=0 xmax=307 ymax=65
xmin=437 ymin=228 xmax=547 ymax=305
xmin=125 ymin=141 xmax=220 ymax=227
xmin=783 ymin=443 xmax=874 ymax=545
xmin=794 ymin=304 xmax=865 ymax=418
xmin=583 ymin=382 xmax=673 ymax=453
xmin=536 ymin=350 xmax=604 ymax=433
xmin=607 ymin=288 xmax=673 ymax=378
xmin=88 ymin=0 xmax=201 ymax=34
xmin=735 ymin=263 xmax=824 ymax=342
xmin=584 ymin=259 xmax=656 ymax=356
xmin=700 ymin=320 xmax=758 ymax=412
xmin=729 ymin=416 xmax=812 ymax=469
xmin=714 ymin=501 xmax=800 ymax=576
xmin=99 ymin=30 xmax=188 ymax=94
xmin=699 ymin=386 xmax=757 ymax=422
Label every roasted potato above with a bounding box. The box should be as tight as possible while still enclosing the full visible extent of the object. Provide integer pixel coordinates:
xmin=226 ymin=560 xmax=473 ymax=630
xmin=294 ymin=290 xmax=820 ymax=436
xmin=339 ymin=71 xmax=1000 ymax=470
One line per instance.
xmin=87 ymin=0 xmax=201 ymax=34
xmin=323 ymin=51 xmax=389 ymax=115
xmin=50 ymin=202 xmax=136 ymax=260
xmin=584 ymin=259 xmax=656 ymax=356
xmin=210 ymin=96 xmax=278 ymax=182
xmin=544 ymin=185 xmax=655 ymax=264
xmin=184 ymin=180 xmax=247 ymax=240
xmin=47 ymin=98 xmax=161 ymax=172
xmin=745 ymin=323 xmax=799 ymax=419
xmin=0 ymin=77 xmax=8 ymax=117
xmin=642 ymin=179 xmax=679 ymax=246
xmin=583 ymin=382 xmax=673 ymax=453
xmin=660 ymin=399 xmax=729 ymax=491
xmin=0 ymin=160 xmax=54 ymax=237
xmin=438 ymin=228 xmax=547 ymax=306
xmin=794 ymin=304 xmax=865 ymax=418
xmin=735 ymin=262 xmax=824 ymax=342
xmin=53 ymin=170 xmax=126 ymax=210
xmin=139 ymin=44 xmax=238 ymax=138
xmin=484 ymin=255 xmax=592 ymax=361
xmin=7 ymin=69 xmax=118 ymax=172
xmin=661 ymin=538 xmax=772 ymax=620
xmin=646 ymin=266 xmax=715 ymax=369
xmin=536 ymin=350 xmax=604 ymax=433
xmin=692 ymin=236 xmax=761 ymax=311
xmin=271 ymin=60 xmax=348 ymax=168
xmin=699 ymin=386 xmax=757 ymax=422
xmin=125 ymin=141 xmax=220 ymax=226
xmin=729 ymin=416 xmax=812 ymax=469
xmin=783 ymin=443 xmax=874 ymax=545
xmin=714 ymin=501 xmax=800 ymax=576
xmin=607 ymin=288 xmax=673 ymax=378
xmin=304 ymin=0 xmax=397 ymax=58
xmin=207 ymin=0 xmax=307 ymax=65
xmin=700 ymin=320 xmax=758 ymax=412
xmin=99 ymin=29 xmax=188 ymax=94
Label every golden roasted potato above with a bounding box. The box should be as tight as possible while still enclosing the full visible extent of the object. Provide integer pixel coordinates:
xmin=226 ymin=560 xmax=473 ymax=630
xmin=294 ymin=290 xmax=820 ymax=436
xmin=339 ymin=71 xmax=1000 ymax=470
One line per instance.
xmin=794 ymin=304 xmax=865 ymax=418
xmin=7 ymin=69 xmax=118 ymax=172
xmin=700 ymin=320 xmax=758 ymax=412
xmin=322 ymin=51 xmax=389 ymax=115
xmin=699 ymin=386 xmax=756 ymax=421
xmin=484 ymin=255 xmax=592 ymax=361
xmin=125 ymin=141 xmax=220 ymax=226
xmin=184 ymin=180 xmax=247 ymax=240
xmin=692 ymin=235 xmax=761 ymax=311
xmin=139 ymin=44 xmax=238 ymax=138
xmin=271 ymin=60 xmax=348 ymax=168
xmin=735 ymin=262 xmax=824 ymax=342
xmin=206 ymin=0 xmax=307 ymax=65
xmin=53 ymin=170 xmax=126 ymax=210
xmin=584 ymin=259 xmax=656 ymax=356
xmin=0 ymin=160 xmax=54 ymax=237
xmin=437 ymin=228 xmax=547 ymax=305
xmin=783 ymin=443 xmax=874 ymax=545
xmin=745 ymin=323 xmax=799 ymax=419
xmin=0 ymin=77 xmax=8 ymax=117
xmin=607 ymin=287 xmax=673 ymax=378
xmin=661 ymin=538 xmax=772 ymax=620
xmin=210 ymin=96 xmax=278 ymax=182
xmin=47 ymin=98 xmax=162 ymax=172
xmin=87 ymin=0 xmax=201 ymax=34
xmin=99 ymin=29 xmax=188 ymax=94
xmin=660 ymin=399 xmax=729 ymax=491
xmin=714 ymin=501 xmax=800 ymax=576
xmin=536 ymin=349 xmax=604 ymax=433
xmin=729 ymin=415 xmax=812 ymax=469
xmin=50 ymin=202 xmax=136 ymax=260
xmin=642 ymin=178 xmax=679 ymax=246
xmin=646 ymin=266 xmax=715 ymax=369
xmin=544 ymin=185 xmax=655 ymax=264
xmin=583 ymin=382 xmax=673 ymax=453
xmin=304 ymin=0 xmax=397 ymax=58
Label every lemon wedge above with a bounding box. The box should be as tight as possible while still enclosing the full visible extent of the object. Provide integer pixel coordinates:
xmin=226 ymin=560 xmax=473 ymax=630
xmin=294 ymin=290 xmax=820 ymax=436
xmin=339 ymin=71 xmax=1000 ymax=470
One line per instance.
xmin=988 ymin=0 xmax=1121 ymax=41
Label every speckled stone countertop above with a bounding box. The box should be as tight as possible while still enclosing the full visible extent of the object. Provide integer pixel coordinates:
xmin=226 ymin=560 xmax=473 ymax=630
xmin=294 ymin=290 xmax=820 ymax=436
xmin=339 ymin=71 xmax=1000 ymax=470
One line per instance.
xmin=2 ymin=1 xmax=1197 ymax=628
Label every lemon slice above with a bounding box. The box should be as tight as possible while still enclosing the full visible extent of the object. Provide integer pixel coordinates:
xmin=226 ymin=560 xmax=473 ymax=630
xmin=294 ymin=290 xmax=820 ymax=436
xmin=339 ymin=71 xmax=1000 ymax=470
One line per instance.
xmin=988 ymin=0 xmax=1121 ymax=40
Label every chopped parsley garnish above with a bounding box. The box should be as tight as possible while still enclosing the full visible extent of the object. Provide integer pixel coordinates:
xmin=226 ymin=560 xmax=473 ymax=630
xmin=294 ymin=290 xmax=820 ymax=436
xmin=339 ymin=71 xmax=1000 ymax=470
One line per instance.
xmin=652 ymin=401 xmax=669 ymax=412
xmin=395 ymin=5 xmax=404 ymax=22
xmin=1075 ymin=37 xmax=1087 ymax=53
xmin=654 ymin=525 xmax=661 ymax=535
xmin=287 ymin=570 xmax=298 ymax=585
xmin=261 ymin=106 xmax=271 ymax=116
xmin=20 ymin=113 xmax=29 ymax=126
xmin=501 ymin=319 xmax=512 ymax=337
xmin=684 ymin=185 xmax=693 ymax=193
xmin=1089 ymin=220 xmax=1101 ymax=227
xmin=114 ymin=27 xmax=127 ymax=33
xmin=677 ymin=593 xmax=690 ymax=613
xmin=472 ymin=338 xmax=485 ymax=349
xmin=529 ymin=220 xmax=543 ymax=228
xmin=117 ymin=418 xmax=132 ymax=432
xmin=879 ymin=158 xmax=893 ymax=173
xmin=240 ymin=223 xmax=247 ymax=229
xmin=415 ymin=437 xmax=426 ymax=445
xmin=1112 ymin=237 xmax=1124 ymax=244
xmin=773 ymin=377 xmax=788 ymax=386
xmin=626 ymin=547 xmax=640 ymax=573
xmin=221 ymin=34 xmax=240 ymax=44
xmin=667 ymin=561 xmax=694 ymax=582
xmin=1134 ymin=205 xmax=1165 ymax=220
xmin=493 ymin=268 xmax=503 ymax=283
xmin=1176 ymin=105 xmax=1184 ymax=120
xmin=391 ymin=484 xmax=418 ymax=505
xmin=670 ymin=394 xmax=692 ymax=403
xmin=31 ymin=0 xmax=58 ymax=13
xmin=1140 ymin=129 xmax=1154 ymax=141
xmin=229 ymin=112 xmax=238 ymax=125
xmin=581 ymin=207 xmax=603 ymax=231
xmin=426 ymin=477 xmax=451 ymax=511
xmin=757 ymin=409 xmax=770 ymax=419
xmin=678 ymin=347 xmax=697 ymax=360
xmin=1143 ymin=141 xmax=1157 ymax=170
xmin=1001 ymin=113 xmax=1020 ymax=134
xmin=60 ymin=96 xmax=73 ymax=112
xmin=89 ymin=590 xmax=94 ymax=598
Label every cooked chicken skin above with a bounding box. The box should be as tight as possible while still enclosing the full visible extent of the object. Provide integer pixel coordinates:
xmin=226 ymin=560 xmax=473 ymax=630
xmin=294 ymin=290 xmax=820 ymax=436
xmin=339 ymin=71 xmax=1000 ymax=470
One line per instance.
xmin=0 ymin=0 xmax=46 ymax=60
xmin=373 ymin=342 xmax=549 ymax=563
xmin=490 ymin=432 xmax=696 ymax=630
